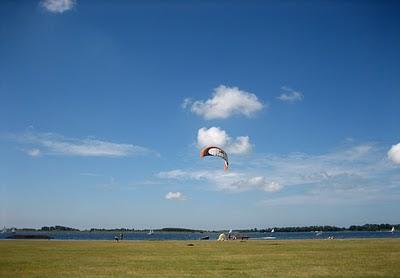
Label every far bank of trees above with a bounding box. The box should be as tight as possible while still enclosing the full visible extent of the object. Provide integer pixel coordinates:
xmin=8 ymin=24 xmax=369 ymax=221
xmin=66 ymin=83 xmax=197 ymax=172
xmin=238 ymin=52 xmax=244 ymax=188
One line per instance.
xmin=40 ymin=225 xmax=79 ymax=232
xmin=12 ymin=223 xmax=400 ymax=233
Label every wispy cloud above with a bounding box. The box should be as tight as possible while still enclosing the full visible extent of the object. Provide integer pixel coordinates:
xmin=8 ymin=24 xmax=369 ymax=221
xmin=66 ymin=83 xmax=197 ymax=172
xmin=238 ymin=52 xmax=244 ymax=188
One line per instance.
xmin=15 ymin=131 xmax=154 ymax=157
xmin=259 ymin=189 xmax=389 ymax=207
xmin=158 ymin=170 xmax=282 ymax=193
xmin=80 ymin=173 xmax=104 ymax=177
xmin=165 ymin=192 xmax=187 ymax=201
xmin=277 ymin=86 xmax=304 ymax=102
xmin=184 ymin=85 xmax=264 ymax=120
xmin=40 ymin=0 xmax=75 ymax=13
xmin=247 ymin=143 xmax=400 ymax=207
xmin=158 ymin=142 xmax=400 ymax=200
xmin=26 ymin=148 xmax=41 ymax=157
xmin=388 ymin=142 xmax=400 ymax=165
xmin=197 ymin=127 xmax=252 ymax=155
xmin=249 ymin=143 xmax=383 ymax=187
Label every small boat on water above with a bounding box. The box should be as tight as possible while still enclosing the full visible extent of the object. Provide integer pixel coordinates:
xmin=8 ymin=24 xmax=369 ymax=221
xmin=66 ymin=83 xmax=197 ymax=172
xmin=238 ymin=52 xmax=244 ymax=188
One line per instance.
xmin=271 ymin=228 xmax=275 ymax=233
xmin=147 ymin=229 xmax=154 ymax=235
xmin=391 ymin=227 xmax=395 ymax=233
xmin=200 ymin=236 xmax=209 ymax=240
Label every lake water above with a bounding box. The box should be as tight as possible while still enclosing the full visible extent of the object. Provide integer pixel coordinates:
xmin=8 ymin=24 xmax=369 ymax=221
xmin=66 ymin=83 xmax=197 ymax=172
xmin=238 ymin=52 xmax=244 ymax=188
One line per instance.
xmin=1 ymin=231 xmax=399 ymax=241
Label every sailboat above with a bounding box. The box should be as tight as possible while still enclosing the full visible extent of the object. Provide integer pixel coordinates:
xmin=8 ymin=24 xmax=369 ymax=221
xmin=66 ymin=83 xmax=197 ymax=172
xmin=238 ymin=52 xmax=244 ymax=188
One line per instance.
xmin=148 ymin=229 xmax=154 ymax=235
xmin=391 ymin=227 xmax=395 ymax=233
xmin=271 ymin=228 xmax=275 ymax=233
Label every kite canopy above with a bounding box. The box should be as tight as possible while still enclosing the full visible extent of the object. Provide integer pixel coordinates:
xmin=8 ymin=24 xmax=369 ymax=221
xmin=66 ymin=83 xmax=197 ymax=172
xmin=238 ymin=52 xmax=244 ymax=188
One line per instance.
xmin=200 ymin=146 xmax=229 ymax=171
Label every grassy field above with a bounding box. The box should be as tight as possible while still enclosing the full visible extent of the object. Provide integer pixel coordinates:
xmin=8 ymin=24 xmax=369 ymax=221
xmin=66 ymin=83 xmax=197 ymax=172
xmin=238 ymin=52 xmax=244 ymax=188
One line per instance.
xmin=1 ymin=239 xmax=399 ymax=277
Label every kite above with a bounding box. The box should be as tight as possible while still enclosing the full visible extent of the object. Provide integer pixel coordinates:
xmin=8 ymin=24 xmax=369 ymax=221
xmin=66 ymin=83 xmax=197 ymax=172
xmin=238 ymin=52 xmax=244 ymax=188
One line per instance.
xmin=200 ymin=146 xmax=229 ymax=171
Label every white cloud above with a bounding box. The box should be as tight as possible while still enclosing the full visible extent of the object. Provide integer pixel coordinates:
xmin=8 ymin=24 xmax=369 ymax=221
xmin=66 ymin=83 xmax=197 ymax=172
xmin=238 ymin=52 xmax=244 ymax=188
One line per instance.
xmin=259 ymin=191 xmax=383 ymax=207
xmin=41 ymin=0 xmax=75 ymax=13
xmin=246 ymin=178 xmax=282 ymax=192
xmin=157 ymin=169 xmax=190 ymax=179
xmin=165 ymin=192 xmax=186 ymax=201
xmin=185 ymin=85 xmax=263 ymax=119
xmin=26 ymin=148 xmax=41 ymax=157
xmin=197 ymin=127 xmax=252 ymax=155
xmin=227 ymin=136 xmax=252 ymax=155
xmin=158 ymin=170 xmax=282 ymax=193
xmin=181 ymin=98 xmax=192 ymax=109
xmin=17 ymin=131 xmax=152 ymax=157
xmin=249 ymin=143 xmax=382 ymax=187
xmin=158 ymin=142 xmax=400 ymax=198
xmin=388 ymin=143 xmax=400 ymax=165
xmin=277 ymin=86 xmax=304 ymax=102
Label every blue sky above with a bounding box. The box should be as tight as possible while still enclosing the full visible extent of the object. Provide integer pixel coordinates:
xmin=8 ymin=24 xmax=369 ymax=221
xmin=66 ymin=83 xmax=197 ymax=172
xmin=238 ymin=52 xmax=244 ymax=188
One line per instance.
xmin=1 ymin=0 xmax=399 ymax=230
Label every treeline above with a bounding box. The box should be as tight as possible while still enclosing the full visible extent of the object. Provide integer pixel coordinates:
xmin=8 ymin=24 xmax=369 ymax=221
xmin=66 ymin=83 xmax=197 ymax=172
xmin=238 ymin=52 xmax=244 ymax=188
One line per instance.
xmin=89 ymin=228 xmax=136 ymax=232
xmin=348 ymin=224 xmax=399 ymax=231
xmin=239 ymin=224 xmax=399 ymax=233
xmin=160 ymin=228 xmax=203 ymax=233
xmin=257 ymin=226 xmax=346 ymax=233
xmin=35 ymin=227 xmax=201 ymax=232
xmin=40 ymin=225 xmax=80 ymax=231
xmin=9 ymin=224 xmax=400 ymax=233
xmin=88 ymin=228 xmax=202 ymax=232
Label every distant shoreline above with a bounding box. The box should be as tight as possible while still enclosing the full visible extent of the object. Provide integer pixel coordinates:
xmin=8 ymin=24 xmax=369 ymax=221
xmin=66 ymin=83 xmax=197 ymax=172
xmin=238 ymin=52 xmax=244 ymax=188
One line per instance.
xmin=5 ymin=223 xmax=398 ymax=233
xmin=2 ymin=230 xmax=399 ymax=241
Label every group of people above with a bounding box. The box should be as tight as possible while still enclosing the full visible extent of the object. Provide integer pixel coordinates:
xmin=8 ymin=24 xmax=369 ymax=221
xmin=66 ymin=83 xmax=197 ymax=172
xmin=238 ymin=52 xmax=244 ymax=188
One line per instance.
xmin=114 ymin=233 xmax=124 ymax=242
xmin=217 ymin=231 xmax=238 ymax=241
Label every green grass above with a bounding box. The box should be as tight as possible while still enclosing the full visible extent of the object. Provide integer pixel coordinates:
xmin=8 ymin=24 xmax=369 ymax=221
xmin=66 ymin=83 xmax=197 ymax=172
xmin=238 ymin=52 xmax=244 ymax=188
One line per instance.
xmin=1 ymin=239 xmax=399 ymax=277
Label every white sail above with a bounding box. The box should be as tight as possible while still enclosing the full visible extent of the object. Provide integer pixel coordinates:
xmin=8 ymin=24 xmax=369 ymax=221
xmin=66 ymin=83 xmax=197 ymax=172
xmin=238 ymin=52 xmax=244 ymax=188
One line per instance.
xmin=271 ymin=228 xmax=275 ymax=233
xmin=391 ymin=227 xmax=395 ymax=233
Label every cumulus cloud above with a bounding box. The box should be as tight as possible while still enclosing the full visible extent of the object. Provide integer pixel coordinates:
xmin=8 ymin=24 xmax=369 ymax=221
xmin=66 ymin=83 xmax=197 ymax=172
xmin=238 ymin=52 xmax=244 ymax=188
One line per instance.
xmin=165 ymin=192 xmax=186 ymax=201
xmin=185 ymin=85 xmax=263 ymax=119
xmin=16 ymin=131 xmax=153 ymax=157
xmin=197 ymin=127 xmax=252 ymax=154
xmin=26 ymin=148 xmax=41 ymax=157
xmin=277 ymin=86 xmax=304 ymax=102
xmin=388 ymin=143 xmax=400 ymax=165
xmin=41 ymin=0 xmax=75 ymax=13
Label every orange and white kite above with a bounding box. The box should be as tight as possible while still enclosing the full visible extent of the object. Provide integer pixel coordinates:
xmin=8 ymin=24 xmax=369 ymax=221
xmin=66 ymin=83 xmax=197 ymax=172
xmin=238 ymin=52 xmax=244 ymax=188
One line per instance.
xmin=200 ymin=146 xmax=229 ymax=171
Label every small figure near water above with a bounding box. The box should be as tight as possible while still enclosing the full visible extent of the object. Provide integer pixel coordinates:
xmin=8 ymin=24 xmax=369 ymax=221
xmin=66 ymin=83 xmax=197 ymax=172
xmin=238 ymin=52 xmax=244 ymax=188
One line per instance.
xmin=217 ymin=233 xmax=226 ymax=241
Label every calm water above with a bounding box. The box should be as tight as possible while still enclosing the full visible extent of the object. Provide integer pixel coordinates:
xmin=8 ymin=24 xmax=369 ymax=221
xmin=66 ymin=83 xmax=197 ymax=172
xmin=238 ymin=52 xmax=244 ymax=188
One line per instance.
xmin=1 ymin=231 xmax=399 ymax=240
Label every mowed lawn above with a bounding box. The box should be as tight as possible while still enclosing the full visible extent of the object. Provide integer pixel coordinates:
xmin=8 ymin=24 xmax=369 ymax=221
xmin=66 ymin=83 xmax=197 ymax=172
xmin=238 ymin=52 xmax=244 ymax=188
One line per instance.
xmin=1 ymin=239 xmax=399 ymax=277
